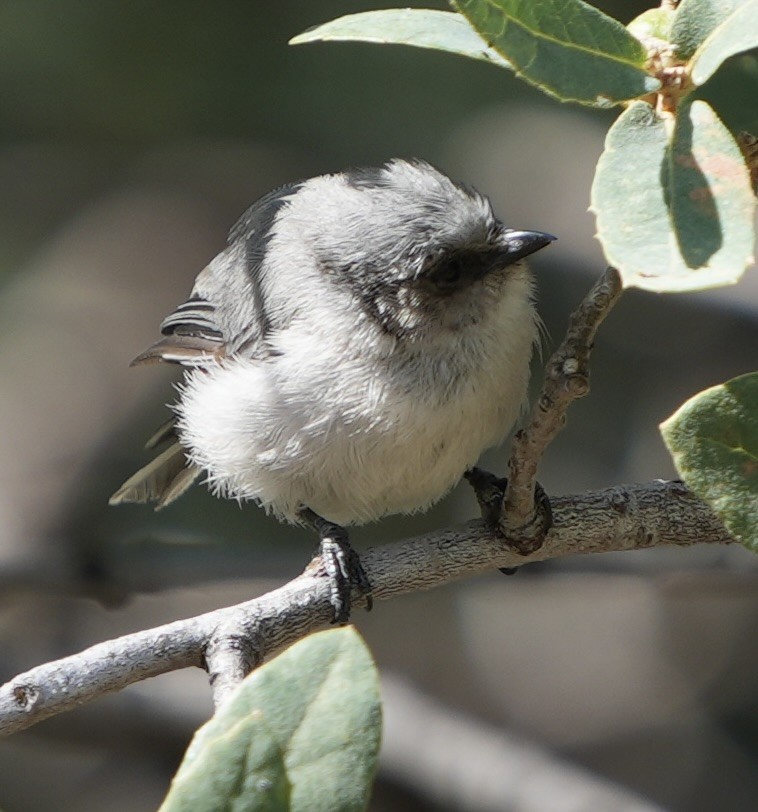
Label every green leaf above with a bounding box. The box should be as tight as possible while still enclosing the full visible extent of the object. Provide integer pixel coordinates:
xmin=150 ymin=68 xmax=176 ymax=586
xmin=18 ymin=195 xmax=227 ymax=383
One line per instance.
xmin=289 ymin=9 xmax=511 ymax=69
xmin=627 ymin=8 xmax=676 ymax=44
xmin=671 ymin=0 xmax=745 ymax=61
xmin=160 ymin=714 xmax=290 ymax=812
xmin=591 ymin=100 xmax=755 ymax=291
xmin=692 ymin=49 xmax=758 ymax=135
xmin=661 ymin=372 xmax=758 ymax=552
xmin=689 ymin=0 xmax=758 ymax=85
xmin=452 ymin=0 xmax=659 ymax=106
xmin=160 ymin=628 xmax=382 ymax=812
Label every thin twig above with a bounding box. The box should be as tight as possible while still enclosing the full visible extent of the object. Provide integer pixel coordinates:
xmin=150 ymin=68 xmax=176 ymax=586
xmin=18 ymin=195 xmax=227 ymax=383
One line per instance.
xmin=0 ymin=480 xmax=731 ymax=737
xmin=501 ymin=267 xmax=624 ymax=550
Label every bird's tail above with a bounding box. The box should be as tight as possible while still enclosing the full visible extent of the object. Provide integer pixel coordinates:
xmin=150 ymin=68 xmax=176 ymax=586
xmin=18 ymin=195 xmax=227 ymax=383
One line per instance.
xmin=110 ymin=422 xmax=200 ymax=510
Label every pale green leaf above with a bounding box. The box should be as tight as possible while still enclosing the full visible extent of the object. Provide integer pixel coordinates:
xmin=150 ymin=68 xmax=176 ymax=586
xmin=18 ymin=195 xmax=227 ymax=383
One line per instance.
xmin=671 ymin=0 xmax=746 ymax=61
xmin=690 ymin=0 xmax=758 ymax=85
xmin=290 ymin=9 xmax=511 ymax=69
xmin=661 ymin=372 xmax=758 ymax=552
xmin=161 ymin=628 xmax=382 ymax=812
xmin=691 ymin=47 xmax=758 ymax=135
xmin=160 ymin=714 xmax=290 ymax=812
xmin=627 ymin=8 xmax=676 ymax=44
xmin=453 ymin=0 xmax=659 ymax=106
xmin=591 ymin=100 xmax=755 ymax=291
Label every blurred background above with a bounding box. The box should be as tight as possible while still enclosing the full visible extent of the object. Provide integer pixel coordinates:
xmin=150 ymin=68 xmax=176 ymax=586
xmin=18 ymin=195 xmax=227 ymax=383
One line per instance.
xmin=0 ymin=1 xmax=757 ymax=810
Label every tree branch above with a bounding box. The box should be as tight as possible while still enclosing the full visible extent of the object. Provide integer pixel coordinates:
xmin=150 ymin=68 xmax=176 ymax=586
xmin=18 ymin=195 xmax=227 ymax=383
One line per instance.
xmin=0 ymin=479 xmax=732 ymax=737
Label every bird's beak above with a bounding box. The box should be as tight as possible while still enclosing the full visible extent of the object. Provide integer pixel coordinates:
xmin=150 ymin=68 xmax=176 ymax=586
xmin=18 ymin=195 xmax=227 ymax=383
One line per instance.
xmin=499 ymin=229 xmax=556 ymax=264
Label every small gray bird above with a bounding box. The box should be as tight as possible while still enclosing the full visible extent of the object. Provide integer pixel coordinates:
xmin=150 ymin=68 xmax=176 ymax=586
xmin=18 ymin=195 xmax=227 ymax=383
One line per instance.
xmin=111 ymin=159 xmax=553 ymax=621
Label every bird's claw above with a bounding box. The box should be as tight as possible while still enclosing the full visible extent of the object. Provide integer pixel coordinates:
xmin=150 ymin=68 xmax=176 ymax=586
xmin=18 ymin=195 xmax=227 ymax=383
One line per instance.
xmin=299 ymin=507 xmax=373 ymax=624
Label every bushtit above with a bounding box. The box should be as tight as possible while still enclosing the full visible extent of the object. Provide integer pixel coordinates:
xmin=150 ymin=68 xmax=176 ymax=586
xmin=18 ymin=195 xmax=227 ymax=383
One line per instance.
xmin=111 ymin=158 xmax=553 ymax=621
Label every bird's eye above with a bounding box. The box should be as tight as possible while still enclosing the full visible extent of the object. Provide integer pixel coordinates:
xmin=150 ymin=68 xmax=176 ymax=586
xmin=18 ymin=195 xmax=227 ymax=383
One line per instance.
xmin=431 ymin=256 xmax=466 ymax=291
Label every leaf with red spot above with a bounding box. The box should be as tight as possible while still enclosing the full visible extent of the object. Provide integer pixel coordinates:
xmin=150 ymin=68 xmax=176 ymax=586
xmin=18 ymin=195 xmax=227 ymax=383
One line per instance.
xmin=592 ymin=99 xmax=755 ymax=291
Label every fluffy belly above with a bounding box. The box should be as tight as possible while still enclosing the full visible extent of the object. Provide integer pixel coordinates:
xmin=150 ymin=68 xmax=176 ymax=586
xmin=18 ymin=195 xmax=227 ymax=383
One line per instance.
xmin=176 ymin=356 xmax=521 ymax=525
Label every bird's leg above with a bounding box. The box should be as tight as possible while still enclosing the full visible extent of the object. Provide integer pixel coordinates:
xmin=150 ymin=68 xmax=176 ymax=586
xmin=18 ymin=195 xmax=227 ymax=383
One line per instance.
xmin=297 ymin=507 xmax=373 ymax=624
xmin=464 ymin=467 xmax=509 ymax=527
xmin=464 ymin=468 xmax=518 ymax=575
xmin=465 ymin=467 xmax=553 ymax=531
xmin=463 ymin=468 xmax=553 ymax=575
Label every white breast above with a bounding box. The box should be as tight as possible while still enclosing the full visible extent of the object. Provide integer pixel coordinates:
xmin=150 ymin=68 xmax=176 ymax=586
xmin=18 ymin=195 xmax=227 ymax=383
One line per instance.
xmin=176 ymin=272 xmax=537 ymax=525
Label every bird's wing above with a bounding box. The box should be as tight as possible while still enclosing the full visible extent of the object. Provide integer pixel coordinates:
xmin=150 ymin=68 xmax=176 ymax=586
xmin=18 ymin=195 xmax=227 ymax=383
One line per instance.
xmin=131 ymin=180 xmax=304 ymax=368
xmin=113 ymin=181 xmax=304 ymax=508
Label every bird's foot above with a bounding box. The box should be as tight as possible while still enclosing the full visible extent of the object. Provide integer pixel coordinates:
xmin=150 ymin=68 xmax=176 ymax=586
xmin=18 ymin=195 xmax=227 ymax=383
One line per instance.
xmin=464 ymin=467 xmax=508 ymax=527
xmin=464 ymin=468 xmax=554 ymax=572
xmin=464 ymin=467 xmax=516 ymax=574
xmin=298 ymin=507 xmax=373 ymax=624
